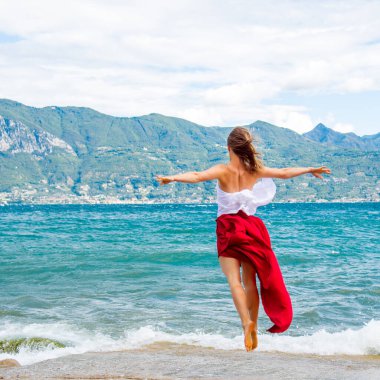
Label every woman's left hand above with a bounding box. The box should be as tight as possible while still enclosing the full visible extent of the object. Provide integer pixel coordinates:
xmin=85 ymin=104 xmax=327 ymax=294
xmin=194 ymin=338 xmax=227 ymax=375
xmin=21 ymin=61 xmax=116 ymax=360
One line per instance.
xmin=156 ymin=175 xmax=175 ymax=185
xmin=310 ymin=166 xmax=331 ymax=179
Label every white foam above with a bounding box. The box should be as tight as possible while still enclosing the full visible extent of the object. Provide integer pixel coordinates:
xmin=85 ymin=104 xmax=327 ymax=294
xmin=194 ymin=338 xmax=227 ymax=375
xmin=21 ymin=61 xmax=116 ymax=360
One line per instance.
xmin=1 ymin=320 xmax=379 ymax=365
xmin=259 ymin=319 xmax=380 ymax=355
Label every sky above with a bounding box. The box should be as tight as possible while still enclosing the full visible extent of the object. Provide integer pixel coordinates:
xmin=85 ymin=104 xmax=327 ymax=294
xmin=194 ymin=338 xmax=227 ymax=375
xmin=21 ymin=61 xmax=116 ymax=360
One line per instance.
xmin=0 ymin=0 xmax=379 ymax=136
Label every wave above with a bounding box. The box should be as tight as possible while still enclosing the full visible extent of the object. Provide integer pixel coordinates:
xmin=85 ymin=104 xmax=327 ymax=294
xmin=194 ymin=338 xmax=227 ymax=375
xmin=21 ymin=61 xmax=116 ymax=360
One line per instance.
xmin=1 ymin=320 xmax=379 ymax=366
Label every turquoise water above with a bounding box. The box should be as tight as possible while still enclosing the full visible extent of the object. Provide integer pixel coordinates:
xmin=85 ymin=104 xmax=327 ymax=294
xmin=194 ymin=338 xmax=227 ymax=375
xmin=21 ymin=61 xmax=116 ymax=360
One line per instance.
xmin=0 ymin=203 xmax=379 ymax=364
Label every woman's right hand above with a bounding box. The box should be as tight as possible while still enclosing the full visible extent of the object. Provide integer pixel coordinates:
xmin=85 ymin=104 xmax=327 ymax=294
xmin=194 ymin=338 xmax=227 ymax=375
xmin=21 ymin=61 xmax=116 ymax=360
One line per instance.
xmin=310 ymin=166 xmax=331 ymax=179
xmin=156 ymin=175 xmax=175 ymax=185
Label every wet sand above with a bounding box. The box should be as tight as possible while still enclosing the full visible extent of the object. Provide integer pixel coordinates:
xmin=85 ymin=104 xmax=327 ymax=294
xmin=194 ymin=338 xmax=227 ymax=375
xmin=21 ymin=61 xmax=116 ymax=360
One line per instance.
xmin=1 ymin=343 xmax=379 ymax=380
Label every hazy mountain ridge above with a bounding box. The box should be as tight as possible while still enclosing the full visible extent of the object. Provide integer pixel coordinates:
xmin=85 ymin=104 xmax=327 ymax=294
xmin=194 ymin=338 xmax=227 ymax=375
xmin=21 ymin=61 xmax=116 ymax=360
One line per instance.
xmin=0 ymin=99 xmax=378 ymax=204
xmin=303 ymin=123 xmax=380 ymax=150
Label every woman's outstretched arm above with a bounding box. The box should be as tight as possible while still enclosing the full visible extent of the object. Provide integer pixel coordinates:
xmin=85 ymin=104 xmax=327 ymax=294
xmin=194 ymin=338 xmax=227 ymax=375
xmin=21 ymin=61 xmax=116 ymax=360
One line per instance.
xmin=258 ymin=165 xmax=331 ymax=179
xmin=156 ymin=164 xmax=226 ymax=185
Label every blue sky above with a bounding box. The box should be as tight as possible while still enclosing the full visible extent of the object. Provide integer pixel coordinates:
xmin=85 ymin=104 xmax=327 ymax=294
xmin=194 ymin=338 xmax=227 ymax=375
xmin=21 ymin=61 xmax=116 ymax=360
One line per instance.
xmin=0 ymin=0 xmax=379 ymax=136
xmin=0 ymin=33 xmax=23 ymax=44
xmin=266 ymin=91 xmax=380 ymax=137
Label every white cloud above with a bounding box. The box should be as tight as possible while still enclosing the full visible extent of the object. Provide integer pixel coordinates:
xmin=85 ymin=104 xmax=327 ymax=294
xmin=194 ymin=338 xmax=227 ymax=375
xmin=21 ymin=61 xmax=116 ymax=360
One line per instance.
xmin=243 ymin=105 xmax=314 ymax=134
xmin=319 ymin=112 xmax=355 ymax=134
xmin=270 ymin=107 xmax=315 ymax=134
xmin=203 ymin=81 xmax=280 ymax=106
xmin=180 ymin=106 xmax=225 ymax=127
xmin=337 ymin=77 xmax=377 ymax=93
xmin=0 ymin=0 xmax=379 ymax=134
xmin=332 ymin=122 xmax=355 ymax=133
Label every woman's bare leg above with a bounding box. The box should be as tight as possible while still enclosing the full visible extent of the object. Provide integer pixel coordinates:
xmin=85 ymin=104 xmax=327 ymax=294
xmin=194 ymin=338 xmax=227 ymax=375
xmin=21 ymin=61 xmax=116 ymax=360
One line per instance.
xmin=242 ymin=261 xmax=259 ymax=349
xmin=219 ymin=256 xmax=256 ymax=351
xmin=241 ymin=261 xmax=259 ymax=325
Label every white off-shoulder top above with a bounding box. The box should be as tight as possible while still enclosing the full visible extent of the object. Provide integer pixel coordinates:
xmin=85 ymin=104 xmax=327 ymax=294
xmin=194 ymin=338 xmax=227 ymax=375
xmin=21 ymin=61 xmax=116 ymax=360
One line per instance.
xmin=216 ymin=177 xmax=277 ymax=217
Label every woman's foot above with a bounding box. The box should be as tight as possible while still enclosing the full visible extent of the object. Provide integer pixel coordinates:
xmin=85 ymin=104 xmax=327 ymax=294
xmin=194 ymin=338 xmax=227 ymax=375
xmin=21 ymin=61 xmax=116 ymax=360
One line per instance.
xmin=251 ymin=322 xmax=258 ymax=350
xmin=242 ymin=321 xmax=258 ymax=352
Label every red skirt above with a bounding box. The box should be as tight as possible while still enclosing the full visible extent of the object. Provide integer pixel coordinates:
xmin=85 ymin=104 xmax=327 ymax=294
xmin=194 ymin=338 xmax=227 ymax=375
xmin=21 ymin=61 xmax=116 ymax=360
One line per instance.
xmin=215 ymin=210 xmax=293 ymax=333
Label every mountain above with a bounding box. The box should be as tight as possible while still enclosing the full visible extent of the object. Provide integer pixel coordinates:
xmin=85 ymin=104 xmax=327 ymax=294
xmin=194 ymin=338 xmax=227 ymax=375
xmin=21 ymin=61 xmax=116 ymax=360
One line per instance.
xmin=303 ymin=123 xmax=380 ymax=150
xmin=0 ymin=99 xmax=379 ymax=204
xmin=0 ymin=115 xmax=76 ymax=156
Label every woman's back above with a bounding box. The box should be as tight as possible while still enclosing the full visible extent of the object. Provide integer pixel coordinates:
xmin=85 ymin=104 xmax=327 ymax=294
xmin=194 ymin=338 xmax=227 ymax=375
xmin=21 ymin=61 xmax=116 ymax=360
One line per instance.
xmin=217 ymin=164 xmax=260 ymax=193
xmin=216 ymin=164 xmax=276 ymax=218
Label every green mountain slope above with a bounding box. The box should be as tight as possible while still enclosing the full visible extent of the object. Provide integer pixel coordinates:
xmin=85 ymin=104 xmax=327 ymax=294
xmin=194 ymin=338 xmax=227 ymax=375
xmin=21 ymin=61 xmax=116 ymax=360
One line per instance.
xmin=0 ymin=99 xmax=379 ymax=204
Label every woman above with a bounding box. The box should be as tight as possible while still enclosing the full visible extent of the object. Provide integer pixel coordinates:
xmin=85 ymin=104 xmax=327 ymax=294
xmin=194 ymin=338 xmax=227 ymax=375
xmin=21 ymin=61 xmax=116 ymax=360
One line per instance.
xmin=156 ymin=127 xmax=331 ymax=352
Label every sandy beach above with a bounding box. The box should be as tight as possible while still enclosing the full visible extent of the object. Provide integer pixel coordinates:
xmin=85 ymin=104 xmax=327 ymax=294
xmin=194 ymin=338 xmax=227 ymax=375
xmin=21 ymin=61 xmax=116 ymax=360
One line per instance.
xmin=1 ymin=343 xmax=379 ymax=380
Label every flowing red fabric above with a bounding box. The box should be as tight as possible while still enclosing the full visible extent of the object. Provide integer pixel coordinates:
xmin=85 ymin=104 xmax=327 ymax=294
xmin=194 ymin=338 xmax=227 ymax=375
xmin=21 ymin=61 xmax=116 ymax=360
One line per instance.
xmin=215 ymin=210 xmax=293 ymax=333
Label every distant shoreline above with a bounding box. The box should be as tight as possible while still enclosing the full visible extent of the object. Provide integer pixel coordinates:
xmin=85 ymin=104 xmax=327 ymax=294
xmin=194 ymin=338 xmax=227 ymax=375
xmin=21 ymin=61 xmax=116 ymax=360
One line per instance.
xmin=1 ymin=200 xmax=379 ymax=206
